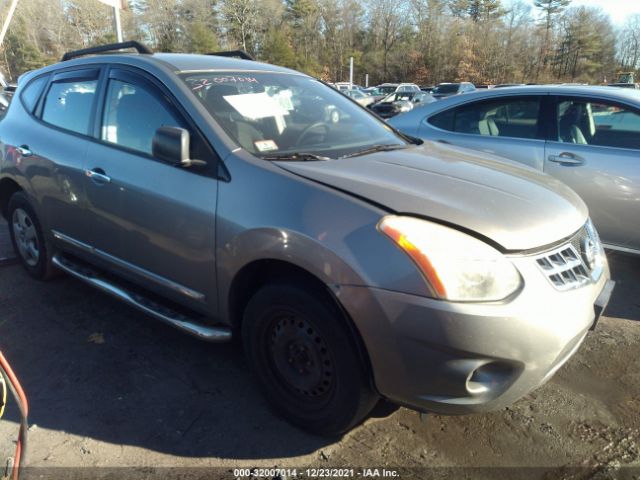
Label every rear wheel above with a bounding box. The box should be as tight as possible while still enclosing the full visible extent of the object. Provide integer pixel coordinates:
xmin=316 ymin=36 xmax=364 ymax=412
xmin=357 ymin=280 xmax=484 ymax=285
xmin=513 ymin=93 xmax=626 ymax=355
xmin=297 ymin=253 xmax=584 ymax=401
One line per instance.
xmin=8 ymin=191 xmax=56 ymax=280
xmin=242 ymin=283 xmax=378 ymax=436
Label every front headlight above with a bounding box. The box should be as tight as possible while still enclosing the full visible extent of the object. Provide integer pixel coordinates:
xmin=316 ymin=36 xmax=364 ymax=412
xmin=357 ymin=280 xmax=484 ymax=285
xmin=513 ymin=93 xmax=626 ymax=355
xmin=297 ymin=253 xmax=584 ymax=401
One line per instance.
xmin=379 ymin=216 xmax=522 ymax=302
xmin=583 ymin=218 xmax=605 ymax=275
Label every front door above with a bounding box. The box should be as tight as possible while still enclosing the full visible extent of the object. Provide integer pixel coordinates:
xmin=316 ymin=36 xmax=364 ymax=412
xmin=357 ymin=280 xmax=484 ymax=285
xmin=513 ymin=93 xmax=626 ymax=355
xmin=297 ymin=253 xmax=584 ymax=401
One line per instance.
xmin=84 ymin=68 xmax=219 ymax=312
xmin=544 ymin=96 xmax=640 ymax=251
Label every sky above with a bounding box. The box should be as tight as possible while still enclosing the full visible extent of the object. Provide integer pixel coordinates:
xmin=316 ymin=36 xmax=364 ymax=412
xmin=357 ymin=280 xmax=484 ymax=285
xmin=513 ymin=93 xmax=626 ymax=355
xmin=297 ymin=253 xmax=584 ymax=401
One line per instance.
xmin=525 ymin=0 xmax=640 ymax=25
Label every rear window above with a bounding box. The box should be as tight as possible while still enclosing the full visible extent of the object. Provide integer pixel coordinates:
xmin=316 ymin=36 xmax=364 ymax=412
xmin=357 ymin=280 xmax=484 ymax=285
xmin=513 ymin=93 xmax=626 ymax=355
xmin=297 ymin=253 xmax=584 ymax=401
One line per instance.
xmin=20 ymin=75 xmax=49 ymax=113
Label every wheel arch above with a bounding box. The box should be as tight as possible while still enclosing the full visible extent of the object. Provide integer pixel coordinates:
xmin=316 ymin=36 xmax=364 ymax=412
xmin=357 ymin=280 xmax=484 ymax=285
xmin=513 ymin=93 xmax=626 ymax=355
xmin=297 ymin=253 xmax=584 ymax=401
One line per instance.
xmin=0 ymin=177 xmax=22 ymax=220
xmin=227 ymin=258 xmax=376 ymax=389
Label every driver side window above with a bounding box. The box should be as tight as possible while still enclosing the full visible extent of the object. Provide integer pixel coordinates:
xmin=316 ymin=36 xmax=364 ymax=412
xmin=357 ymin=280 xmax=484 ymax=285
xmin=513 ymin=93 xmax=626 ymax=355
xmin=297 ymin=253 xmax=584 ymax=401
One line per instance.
xmin=102 ymin=79 xmax=185 ymax=155
xmin=557 ymin=99 xmax=640 ymax=150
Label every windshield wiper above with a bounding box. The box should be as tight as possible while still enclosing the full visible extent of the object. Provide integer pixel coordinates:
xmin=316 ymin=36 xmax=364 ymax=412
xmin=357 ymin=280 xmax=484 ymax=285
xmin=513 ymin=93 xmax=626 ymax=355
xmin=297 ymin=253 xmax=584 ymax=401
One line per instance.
xmin=262 ymin=152 xmax=330 ymax=162
xmin=341 ymin=144 xmax=409 ymax=159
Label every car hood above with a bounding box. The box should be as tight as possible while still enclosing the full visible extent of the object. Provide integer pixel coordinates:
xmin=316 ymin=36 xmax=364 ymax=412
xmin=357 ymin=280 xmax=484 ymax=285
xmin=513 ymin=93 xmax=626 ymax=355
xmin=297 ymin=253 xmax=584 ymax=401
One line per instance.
xmin=275 ymin=141 xmax=588 ymax=251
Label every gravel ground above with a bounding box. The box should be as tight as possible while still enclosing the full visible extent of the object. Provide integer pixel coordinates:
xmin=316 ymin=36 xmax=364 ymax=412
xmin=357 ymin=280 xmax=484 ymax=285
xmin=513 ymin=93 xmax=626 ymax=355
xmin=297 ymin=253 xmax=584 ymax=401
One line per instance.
xmin=0 ymin=219 xmax=638 ymax=479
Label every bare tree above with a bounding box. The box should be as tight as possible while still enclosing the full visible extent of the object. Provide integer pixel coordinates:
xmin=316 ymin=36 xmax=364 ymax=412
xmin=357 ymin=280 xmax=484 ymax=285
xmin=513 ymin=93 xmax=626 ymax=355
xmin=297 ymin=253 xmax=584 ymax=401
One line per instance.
xmin=617 ymin=14 xmax=640 ymax=72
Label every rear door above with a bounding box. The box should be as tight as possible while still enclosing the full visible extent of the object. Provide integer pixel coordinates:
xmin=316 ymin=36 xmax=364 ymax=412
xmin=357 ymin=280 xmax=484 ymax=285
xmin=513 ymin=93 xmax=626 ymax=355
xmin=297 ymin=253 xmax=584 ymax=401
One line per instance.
xmin=84 ymin=67 xmax=220 ymax=311
xmin=421 ymin=95 xmax=547 ymax=170
xmin=544 ymin=96 xmax=640 ymax=251
xmin=21 ymin=68 xmax=100 ymax=249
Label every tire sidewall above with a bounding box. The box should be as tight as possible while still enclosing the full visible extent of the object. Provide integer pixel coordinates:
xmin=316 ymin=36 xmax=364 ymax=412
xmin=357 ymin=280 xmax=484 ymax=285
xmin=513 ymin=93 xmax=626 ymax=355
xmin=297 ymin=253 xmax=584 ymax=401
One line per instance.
xmin=243 ymin=283 xmax=376 ymax=435
xmin=8 ymin=191 xmax=52 ymax=279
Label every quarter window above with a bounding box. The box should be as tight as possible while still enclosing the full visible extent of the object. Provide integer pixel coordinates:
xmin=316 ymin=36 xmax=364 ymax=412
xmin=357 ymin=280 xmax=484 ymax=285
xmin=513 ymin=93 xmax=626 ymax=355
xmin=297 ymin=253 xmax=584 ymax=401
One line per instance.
xmin=42 ymin=79 xmax=97 ymax=135
xmin=429 ymin=98 xmax=541 ymax=140
xmin=101 ymin=79 xmax=185 ymax=155
xmin=20 ymin=75 xmax=49 ymax=113
xmin=557 ymin=99 xmax=640 ymax=150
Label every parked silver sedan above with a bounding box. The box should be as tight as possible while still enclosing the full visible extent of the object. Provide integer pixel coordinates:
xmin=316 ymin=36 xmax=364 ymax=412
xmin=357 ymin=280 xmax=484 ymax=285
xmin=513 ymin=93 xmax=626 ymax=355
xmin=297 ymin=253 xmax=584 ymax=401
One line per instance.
xmin=389 ymin=86 xmax=640 ymax=254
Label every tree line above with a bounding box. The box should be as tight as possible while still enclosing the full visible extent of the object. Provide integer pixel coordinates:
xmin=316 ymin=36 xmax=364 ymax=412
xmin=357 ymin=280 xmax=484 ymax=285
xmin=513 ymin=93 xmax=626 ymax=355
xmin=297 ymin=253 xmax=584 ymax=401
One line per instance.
xmin=1 ymin=0 xmax=638 ymax=86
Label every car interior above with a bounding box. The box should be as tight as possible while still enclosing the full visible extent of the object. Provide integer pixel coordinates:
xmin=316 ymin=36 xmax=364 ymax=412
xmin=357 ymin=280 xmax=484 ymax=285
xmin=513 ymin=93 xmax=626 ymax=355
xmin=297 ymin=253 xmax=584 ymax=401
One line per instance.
xmin=454 ymin=100 xmax=540 ymax=139
xmin=194 ymin=80 xmax=378 ymax=156
xmin=557 ymin=100 xmax=640 ymax=149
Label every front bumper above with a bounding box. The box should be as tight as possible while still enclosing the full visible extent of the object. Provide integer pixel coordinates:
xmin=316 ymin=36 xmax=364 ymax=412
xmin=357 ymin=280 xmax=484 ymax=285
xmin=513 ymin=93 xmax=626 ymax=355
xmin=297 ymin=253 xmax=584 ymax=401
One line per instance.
xmin=337 ymin=255 xmax=612 ymax=415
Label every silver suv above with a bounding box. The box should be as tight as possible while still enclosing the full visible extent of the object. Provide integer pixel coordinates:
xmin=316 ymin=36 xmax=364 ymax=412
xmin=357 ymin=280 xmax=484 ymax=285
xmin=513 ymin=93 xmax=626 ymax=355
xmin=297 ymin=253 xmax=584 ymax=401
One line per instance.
xmin=0 ymin=42 xmax=613 ymax=435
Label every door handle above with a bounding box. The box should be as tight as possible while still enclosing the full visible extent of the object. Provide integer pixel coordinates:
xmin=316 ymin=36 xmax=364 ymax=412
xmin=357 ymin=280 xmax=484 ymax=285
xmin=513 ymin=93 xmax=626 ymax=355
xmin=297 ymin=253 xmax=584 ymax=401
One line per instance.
xmin=85 ymin=168 xmax=111 ymax=184
xmin=16 ymin=145 xmax=32 ymax=157
xmin=548 ymin=152 xmax=584 ymax=166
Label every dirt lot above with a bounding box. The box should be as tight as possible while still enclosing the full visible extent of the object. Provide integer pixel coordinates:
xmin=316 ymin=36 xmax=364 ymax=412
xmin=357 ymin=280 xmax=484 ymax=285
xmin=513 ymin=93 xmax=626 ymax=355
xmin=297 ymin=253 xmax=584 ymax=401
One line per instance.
xmin=0 ymin=218 xmax=639 ymax=479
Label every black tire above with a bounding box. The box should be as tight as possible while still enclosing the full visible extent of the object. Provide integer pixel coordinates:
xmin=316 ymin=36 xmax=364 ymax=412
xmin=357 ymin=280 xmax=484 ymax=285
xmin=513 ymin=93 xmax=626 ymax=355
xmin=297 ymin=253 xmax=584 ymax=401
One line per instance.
xmin=7 ymin=191 xmax=57 ymax=280
xmin=242 ymin=283 xmax=378 ymax=436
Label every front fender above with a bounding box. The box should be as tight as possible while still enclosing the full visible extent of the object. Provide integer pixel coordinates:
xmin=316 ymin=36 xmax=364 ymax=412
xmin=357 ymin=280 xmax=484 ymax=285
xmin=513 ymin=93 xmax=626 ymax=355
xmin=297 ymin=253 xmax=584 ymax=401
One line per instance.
xmin=215 ymin=154 xmax=430 ymax=323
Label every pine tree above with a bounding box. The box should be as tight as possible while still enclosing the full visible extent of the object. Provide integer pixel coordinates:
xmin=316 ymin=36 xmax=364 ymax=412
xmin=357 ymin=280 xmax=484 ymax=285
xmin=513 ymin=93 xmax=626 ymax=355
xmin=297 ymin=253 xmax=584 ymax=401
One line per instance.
xmin=188 ymin=22 xmax=219 ymax=53
xmin=260 ymin=28 xmax=296 ymax=68
xmin=534 ymin=0 xmax=571 ymax=78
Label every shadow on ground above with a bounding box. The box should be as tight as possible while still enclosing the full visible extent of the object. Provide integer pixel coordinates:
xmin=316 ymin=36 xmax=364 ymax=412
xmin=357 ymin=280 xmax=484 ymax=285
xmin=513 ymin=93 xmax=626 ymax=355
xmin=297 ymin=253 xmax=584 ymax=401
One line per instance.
xmin=603 ymin=250 xmax=640 ymax=321
xmin=0 ymin=262 xmax=336 ymax=459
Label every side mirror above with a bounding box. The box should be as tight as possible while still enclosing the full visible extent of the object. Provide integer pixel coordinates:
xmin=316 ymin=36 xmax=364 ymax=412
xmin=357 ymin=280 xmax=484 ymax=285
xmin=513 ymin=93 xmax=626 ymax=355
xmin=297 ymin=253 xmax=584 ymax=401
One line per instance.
xmin=152 ymin=126 xmax=206 ymax=168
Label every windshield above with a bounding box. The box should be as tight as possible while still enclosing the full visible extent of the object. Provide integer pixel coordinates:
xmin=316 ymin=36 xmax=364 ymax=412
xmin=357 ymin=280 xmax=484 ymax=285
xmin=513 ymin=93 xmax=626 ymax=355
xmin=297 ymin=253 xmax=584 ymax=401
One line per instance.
xmin=381 ymin=92 xmax=414 ymax=103
xmin=434 ymin=84 xmax=460 ymax=94
xmin=378 ymin=86 xmax=398 ymax=94
xmin=346 ymin=90 xmax=364 ymax=99
xmin=180 ymin=71 xmax=406 ymax=158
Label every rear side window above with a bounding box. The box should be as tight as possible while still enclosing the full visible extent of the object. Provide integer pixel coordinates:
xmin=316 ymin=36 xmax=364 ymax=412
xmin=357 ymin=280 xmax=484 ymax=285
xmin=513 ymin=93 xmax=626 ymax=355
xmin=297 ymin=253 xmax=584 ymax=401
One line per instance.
xmin=429 ymin=98 xmax=541 ymax=139
xmin=101 ymin=79 xmax=185 ymax=155
xmin=42 ymin=79 xmax=97 ymax=135
xmin=20 ymin=75 xmax=49 ymax=113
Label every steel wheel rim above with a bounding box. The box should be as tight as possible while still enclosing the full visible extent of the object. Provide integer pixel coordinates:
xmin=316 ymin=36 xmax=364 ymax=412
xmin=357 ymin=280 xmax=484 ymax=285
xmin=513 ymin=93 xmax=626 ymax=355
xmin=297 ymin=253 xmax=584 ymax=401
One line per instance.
xmin=268 ymin=312 xmax=336 ymax=401
xmin=12 ymin=208 xmax=39 ymax=267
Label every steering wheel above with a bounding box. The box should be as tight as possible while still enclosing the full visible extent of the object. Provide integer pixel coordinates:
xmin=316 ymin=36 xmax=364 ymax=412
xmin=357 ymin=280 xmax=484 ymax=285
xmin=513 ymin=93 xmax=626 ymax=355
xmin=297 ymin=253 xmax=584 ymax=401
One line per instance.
xmin=296 ymin=122 xmax=330 ymax=146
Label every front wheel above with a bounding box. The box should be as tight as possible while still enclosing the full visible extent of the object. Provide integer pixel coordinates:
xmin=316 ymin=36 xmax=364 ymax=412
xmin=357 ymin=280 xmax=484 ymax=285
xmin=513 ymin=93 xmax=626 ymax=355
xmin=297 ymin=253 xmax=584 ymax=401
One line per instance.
xmin=242 ymin=283 xmax=378 ymax=436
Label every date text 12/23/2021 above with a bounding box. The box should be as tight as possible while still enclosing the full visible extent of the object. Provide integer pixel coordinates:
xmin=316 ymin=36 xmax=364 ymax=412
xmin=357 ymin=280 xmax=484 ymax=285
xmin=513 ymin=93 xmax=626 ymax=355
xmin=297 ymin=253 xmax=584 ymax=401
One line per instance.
xmin=233 ymin=468 xmax=401 ymax=478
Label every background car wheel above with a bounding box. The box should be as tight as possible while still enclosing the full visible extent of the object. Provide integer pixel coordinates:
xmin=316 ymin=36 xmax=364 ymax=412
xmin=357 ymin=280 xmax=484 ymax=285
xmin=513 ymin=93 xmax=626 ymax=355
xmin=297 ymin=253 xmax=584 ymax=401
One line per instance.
xmin=242 ymin=283 xmax=378 ymax=436
xmin=8 ymin=191 xmax=57 ymax=280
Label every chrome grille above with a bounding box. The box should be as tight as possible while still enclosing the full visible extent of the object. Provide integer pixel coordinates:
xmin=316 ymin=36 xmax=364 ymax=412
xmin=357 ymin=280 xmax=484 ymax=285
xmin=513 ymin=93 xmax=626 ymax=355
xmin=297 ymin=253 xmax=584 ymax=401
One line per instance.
xmin=535 ymin=244 xmax=590 ymax=291
xmin=570 ymin=225 xmax=589 ymax=261
xmin=534 ymin=220 xmax=603 ymax=291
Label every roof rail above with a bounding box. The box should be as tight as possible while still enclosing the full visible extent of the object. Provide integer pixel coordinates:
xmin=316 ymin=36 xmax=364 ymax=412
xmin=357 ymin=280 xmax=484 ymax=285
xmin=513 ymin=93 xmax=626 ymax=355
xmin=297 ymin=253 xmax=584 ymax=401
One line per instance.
xmin=62 ymin=41 xmax=153 ymax=62
xmin=208 ymin=50 xmax=254 ymax=61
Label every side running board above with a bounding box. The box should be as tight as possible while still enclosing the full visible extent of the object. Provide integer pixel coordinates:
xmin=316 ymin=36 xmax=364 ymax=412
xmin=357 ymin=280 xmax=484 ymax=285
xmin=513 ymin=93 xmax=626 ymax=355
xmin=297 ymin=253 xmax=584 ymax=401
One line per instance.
xmin=52 ymin=254 xmax=232 ymax=343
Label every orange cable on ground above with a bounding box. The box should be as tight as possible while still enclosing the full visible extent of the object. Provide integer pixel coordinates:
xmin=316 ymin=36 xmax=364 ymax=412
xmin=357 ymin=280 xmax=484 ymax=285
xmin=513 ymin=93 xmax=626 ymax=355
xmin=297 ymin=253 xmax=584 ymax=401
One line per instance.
xmin=0 ymin=349 xmax=28 ymax=480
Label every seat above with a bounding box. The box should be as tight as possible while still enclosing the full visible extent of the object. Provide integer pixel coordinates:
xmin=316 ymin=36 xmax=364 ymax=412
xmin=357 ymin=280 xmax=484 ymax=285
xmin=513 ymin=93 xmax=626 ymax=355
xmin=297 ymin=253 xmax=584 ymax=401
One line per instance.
xmin=478 ymin=117 xmax=499 ymax=136
xmin=205 ymin=85 xmax=264 ymax=153
xmin=559 ymin=103 xmax=589 ymax=145
xmin=569 ymin=125 xmax=587 ymax=144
